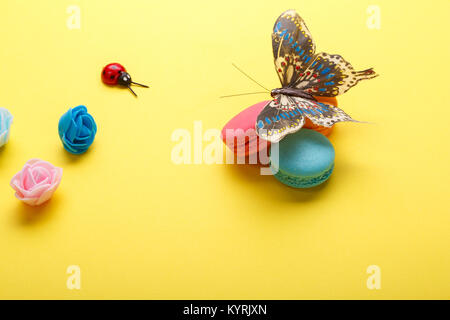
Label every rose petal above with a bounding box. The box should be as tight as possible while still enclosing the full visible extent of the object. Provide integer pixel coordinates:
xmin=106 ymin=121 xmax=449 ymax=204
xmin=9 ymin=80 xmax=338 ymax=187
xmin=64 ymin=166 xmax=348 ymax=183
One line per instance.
xmin=19 ymin=196 xmax=40 ymax=206
xmin=32 ymin=167 xmax=50 ymax=184
xmin=38 ymin=182 xmax=61 ymax=205
xmin=10 ymin=179 xmax=26 ymax=199
xmin=50 ymin=167 xmax=63 ymax=185
xmin=0 ymin=131 xmax=7 ymax=146
xmin=22 ymin=167 xmax=36 ymax=190
xmin=19 ymin=183 xmax=52 ymax=199
xmin=30 ymin=159 xmax=56 ymax=171
xmin=26 ymin=159 xmax=43 ymax=166
xmin=58 ymin=109 xmax=73 ymax=138
xmin=10 ymin=171 xmax=24 ymax=189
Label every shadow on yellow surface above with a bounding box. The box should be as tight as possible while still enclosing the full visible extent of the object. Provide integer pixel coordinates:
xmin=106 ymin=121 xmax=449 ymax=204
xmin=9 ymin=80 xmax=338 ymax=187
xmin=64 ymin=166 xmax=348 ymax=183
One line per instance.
xmin=222 ymin=163 xmax=331 ymax=203
xmin=15 ymin=196 xmax=62 ymax=226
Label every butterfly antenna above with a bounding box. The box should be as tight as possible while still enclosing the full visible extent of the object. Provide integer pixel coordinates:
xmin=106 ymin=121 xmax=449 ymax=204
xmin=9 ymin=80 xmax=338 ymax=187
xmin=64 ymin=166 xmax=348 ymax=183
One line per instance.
xmin=231 ymin=63 xmax=270 ymax=92
xmin=220 ymin=91 xmax=268 ymax=98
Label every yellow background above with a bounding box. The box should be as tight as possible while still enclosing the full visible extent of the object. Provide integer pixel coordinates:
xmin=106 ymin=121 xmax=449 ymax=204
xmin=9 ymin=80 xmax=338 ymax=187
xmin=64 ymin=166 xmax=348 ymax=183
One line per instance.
xmin=0 ymin=0 xmax=449 ymax=299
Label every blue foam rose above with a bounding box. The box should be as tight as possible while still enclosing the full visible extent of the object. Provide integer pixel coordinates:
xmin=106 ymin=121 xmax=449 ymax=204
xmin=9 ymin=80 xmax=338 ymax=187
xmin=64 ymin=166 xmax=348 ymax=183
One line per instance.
xmin=0 ymin=108 xmax=13 ymax=148
xmin=58 ymin=105 xmax=97 ymax=155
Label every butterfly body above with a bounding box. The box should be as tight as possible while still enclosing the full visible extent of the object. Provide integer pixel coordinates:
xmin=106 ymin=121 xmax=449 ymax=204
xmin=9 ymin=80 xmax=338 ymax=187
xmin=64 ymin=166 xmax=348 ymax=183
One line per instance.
xmin=256 ymin=10 xmax=378 ymax=143
xmin=270 ymin=87 xmax=316 ymax=101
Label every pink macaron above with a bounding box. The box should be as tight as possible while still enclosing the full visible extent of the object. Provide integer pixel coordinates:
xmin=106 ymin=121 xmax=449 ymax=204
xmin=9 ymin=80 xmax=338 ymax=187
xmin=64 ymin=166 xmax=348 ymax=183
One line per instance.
xmin=221 ymin=101 xmax=271 ymax=158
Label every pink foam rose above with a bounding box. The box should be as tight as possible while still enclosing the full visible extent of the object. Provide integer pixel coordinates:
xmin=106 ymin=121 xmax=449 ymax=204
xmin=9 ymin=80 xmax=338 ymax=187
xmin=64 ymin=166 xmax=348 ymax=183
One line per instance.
xmin=10 ymin=159 xmax=63 ymax=206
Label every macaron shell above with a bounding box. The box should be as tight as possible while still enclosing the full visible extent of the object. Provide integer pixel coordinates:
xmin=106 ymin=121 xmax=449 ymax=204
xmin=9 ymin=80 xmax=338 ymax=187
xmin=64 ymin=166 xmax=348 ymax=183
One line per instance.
xmin=314 ymin=96 xmax=338 ymax=106
xmin=270 ymin=129 xmax=335 ymax=188
xmin=222 ymin=101 xmax=270 ymax=157
xmin=223 ymin=101 xmax=268 ymax=132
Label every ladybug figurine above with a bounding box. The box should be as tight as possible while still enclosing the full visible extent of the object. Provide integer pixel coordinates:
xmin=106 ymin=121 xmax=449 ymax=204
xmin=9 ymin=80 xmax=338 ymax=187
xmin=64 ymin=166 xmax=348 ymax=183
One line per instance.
xmin=101 ymin=63 xmax=149 ymax=97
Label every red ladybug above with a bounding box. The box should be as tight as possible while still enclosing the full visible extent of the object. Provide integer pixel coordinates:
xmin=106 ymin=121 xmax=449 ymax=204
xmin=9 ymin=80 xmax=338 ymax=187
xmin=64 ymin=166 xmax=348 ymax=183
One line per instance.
xmin=101 ymin=63 xmax=148 ymax=96
xmin=102 ymin=63 xmax=125 ymax=85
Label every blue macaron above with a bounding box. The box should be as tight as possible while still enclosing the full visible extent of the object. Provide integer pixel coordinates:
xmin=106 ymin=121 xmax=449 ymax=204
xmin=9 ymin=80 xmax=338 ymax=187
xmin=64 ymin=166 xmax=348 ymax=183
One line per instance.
xmin=270 ymin=129 xmax=335 ymax=188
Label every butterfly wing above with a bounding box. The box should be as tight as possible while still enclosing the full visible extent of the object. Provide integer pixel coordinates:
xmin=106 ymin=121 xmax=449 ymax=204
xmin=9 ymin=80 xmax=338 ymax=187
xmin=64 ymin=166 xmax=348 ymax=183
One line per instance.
xmin=291 ymin=96 xmax=358 ymax=127
xmin=256 ymin=95 xmax=305 ymax=143
xmin=256 ymin=95 xmax=359 ymax=142
xmin=265 ymin=10 xmax=376 ymax=141
xmin=293 ymin=52 xmax=378 ymax=97
xmin=272 ymin=10 xmax=316 ymax=87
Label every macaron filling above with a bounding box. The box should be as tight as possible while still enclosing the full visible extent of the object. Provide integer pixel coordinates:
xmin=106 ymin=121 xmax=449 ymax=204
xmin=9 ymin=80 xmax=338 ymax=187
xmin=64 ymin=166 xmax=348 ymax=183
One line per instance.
xmin=272 ymin=163 xmax=334 ymax=188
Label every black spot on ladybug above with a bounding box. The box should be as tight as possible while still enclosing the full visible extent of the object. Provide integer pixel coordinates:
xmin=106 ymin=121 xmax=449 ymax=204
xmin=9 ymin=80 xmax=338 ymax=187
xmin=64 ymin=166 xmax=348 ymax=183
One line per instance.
xmin=110 ymin=75 xmax=114 ymax=80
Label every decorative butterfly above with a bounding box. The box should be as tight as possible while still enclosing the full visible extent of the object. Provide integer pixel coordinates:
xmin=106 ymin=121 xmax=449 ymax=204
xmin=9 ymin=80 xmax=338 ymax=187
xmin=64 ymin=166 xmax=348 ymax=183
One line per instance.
xmin=256 ymin=10 xmax=378 ymax=143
